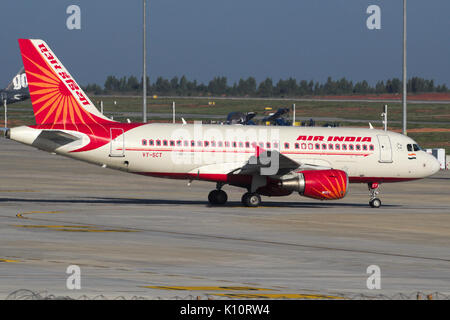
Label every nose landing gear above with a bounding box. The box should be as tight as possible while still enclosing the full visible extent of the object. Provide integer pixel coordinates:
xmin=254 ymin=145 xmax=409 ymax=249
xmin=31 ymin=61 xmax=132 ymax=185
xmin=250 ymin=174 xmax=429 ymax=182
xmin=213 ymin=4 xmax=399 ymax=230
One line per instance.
xmin=368 ymin=182 xmax=382 ymax=208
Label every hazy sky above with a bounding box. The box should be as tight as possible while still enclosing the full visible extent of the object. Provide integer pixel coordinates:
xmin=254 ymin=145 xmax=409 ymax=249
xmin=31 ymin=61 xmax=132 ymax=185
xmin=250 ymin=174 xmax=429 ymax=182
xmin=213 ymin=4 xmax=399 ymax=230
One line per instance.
xmin=1 ymin=0 xmax=449 ymax=87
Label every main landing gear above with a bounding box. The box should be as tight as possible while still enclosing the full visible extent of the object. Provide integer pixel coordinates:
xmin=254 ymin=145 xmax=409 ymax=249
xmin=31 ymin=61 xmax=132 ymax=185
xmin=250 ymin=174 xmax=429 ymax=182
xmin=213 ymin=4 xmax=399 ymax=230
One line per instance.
xmin=241 ymin=192 xmax=261 ymax=207
xmin=368 ymin=182 xmax=382 ymax=208
xmin=208 ymin=183 xmax=228 ymax=205
xmin=207 ymin=184 xmax=263 ymax=207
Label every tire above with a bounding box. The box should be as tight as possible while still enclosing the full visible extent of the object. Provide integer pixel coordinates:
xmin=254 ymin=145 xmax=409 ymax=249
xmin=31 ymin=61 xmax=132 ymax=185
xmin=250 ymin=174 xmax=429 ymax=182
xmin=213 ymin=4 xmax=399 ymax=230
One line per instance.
xmin=208 ymin=190 xmax=227 ymax=205
xmin=369 ymin=198 xmax=381 ymax=208
xmin=242 ymin=192 xmax=261 ymax=207
xmin=215 ymin=190 xmax=228 ymax=205
xmin=241 ymin=193 xmax=249 ymax=205
xmin=208 ymin=190 xmax=219 ymax=204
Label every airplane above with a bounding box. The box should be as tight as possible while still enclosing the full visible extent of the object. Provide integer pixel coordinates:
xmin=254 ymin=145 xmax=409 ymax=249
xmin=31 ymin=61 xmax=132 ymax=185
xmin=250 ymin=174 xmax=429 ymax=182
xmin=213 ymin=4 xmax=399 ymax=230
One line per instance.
xmin=262 ymin=107 xmax=291 ymax=126
xmin=4 ymin=39 xmax=441 ymax=208
xmin=0 ymin=67 xmax=30 ymax=105
xmin=226 ymin=111 xmax=257 ymax=125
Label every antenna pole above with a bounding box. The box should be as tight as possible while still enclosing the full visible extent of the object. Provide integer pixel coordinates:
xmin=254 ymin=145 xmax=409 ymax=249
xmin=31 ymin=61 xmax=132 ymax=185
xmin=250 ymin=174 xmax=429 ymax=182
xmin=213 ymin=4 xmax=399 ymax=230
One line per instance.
xmin=292 ymin=103 xmax=296 ymax=126
xmin=142 ymin=0 xmax=148 ymax=123
xmin=4 ymin=99 xmax=7 ymax=129
xmin=382 ymin=104 xmax=388 ymax=131
xmin=402 ymin=0 xmax=407 ymax=135
xmin=172 ymin=101 xmax=175 ymax=124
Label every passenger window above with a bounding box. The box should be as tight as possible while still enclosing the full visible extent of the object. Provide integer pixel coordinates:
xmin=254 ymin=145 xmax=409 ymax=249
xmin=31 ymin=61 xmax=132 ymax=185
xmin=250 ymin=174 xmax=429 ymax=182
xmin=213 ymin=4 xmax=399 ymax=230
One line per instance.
xmin=356 ymin=144 xmax=361 ymax=151
xmin=295 ymin=143 xmax=299 ymax=149
xmin=362 ymin=145 xmax=367 ymax=151
xmin=183 ymin=140 xmax=188 ymax=147
xmin=369 ymin=144 xmax=374 ymax=151
xmin=301 ymin=143 xmax=306 ymax=149
xmin=335 ymin=144 xmax=340 ymax=150
xmin=204 ymin=141 xmax=209 ymax=147
xmin=211 ymin=141 xmax=216 ymax=147
xmin=191 ymin=140 xmax=195 ymax=147
xmin=322 ymin=143 xmax=327 ymax=150
xmin=342 ymin=144 xmax=347 ymax=150
xmin=142 ymin=139 xmax=147 ymax=146
xmin=284 ymin=143 xmax=290 ymax=149
xmin=245 ymin=142 xmax=250 ymax=148
xmin=163 ymin=140 xmax=168 ymax=146
xmin=176 ymin=140 xmax=182 ymax=146
xmin=315 ymin=143 xmax=320 ymax=150
xmin=266 ymin=142 xmax=271 ymax=148
xmin=149 ymin=140 xmax=154 ymax=146
xmin=349 ymin=144 xmax=354 ymax=151
xmin=170 ymin=140 xmax=175 ymax=146
xmin=197 ymin=141 xmax=202 ymax=147
xmin=232 ymin=142 xmax=237 ymax=148
xmin=328 ymin=144 xmax=333 ymax=150
xmin=239 ymin=142 xmax=243 ymax=148
xmin=308 ymin=143 xmax=313 ymax=150
xmin=218 ymin=141 xmax=223 ymax=147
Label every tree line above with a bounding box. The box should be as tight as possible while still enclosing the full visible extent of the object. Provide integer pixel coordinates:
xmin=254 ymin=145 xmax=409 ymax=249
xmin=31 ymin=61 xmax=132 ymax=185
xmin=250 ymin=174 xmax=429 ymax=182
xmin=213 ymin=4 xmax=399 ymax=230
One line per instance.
xmin=83 ymin=75 xmax=449 ymax=97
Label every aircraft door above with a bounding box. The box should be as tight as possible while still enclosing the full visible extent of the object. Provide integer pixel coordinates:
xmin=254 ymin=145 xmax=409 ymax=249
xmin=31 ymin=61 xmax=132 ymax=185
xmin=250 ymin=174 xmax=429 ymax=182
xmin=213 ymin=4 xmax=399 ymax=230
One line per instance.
xmin=110 ymin=128 xmax=125 ymax=157
xmin=377 ymin=135 xmax=393 ymax=163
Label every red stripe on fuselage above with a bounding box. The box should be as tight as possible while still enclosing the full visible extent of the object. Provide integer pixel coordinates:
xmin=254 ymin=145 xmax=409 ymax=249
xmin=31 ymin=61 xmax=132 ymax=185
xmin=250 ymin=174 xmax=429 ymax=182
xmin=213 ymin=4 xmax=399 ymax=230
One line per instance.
xmin=135 ymin=171 xmax=420 ymax=185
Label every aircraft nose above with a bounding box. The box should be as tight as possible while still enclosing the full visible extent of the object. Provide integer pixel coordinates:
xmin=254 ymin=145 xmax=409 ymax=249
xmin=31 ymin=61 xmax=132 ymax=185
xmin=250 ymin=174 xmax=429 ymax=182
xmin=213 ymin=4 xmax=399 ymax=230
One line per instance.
xmin=428 ymin=155 xmax=440 ymax=175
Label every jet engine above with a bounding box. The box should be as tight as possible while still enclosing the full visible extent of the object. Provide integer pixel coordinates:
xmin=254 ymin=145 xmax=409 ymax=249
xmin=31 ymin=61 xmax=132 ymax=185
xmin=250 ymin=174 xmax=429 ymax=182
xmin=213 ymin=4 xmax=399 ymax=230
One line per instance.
xmin=279 ymin=169 xmax=348 ymax=200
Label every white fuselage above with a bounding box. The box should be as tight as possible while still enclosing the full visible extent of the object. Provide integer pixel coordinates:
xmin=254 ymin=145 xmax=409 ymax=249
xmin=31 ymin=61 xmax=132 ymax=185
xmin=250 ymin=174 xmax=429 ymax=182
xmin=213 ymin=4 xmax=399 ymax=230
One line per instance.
xmin=9 ymin=123 xmax=440 ymax=184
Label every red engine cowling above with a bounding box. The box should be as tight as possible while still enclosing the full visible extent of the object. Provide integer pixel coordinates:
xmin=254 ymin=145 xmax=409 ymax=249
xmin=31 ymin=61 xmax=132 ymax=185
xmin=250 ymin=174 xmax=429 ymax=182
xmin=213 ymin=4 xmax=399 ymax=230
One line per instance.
xmin=279 ymin=169 xmax=348 ymax=200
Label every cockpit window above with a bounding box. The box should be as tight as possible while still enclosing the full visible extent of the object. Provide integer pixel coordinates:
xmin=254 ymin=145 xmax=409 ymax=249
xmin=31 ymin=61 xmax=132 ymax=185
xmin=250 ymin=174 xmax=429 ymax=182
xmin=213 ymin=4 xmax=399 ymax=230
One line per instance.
xmin=407 ymin=143 xmax=422 ymax=151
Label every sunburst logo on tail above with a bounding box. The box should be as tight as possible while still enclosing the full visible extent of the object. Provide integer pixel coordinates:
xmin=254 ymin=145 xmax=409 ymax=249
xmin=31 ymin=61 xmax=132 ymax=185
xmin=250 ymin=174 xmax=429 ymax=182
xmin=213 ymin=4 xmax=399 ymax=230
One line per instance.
xmin=18 ymin=39 xmax=113 ymax=129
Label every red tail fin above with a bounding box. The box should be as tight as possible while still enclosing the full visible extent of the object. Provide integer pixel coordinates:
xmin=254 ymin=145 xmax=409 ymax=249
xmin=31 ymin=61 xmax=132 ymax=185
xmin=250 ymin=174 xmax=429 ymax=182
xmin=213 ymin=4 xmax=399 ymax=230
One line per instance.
xmin=17 ymin=39 xmax=114 ymax=126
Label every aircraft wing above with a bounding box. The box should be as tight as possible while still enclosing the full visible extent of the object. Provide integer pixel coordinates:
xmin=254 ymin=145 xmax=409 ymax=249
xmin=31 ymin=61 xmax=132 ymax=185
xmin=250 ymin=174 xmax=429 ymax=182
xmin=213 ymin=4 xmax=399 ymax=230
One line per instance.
xmin=189 ymin=148 xmax=332 ymax=178
xmin=233 ymin=150 xmax=300 ymax=176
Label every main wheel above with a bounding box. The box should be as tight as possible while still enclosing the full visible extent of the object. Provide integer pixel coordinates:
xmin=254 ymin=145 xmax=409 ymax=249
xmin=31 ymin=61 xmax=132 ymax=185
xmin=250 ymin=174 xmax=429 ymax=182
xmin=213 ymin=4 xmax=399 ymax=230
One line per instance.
xmin=241 ymin=192 xmax=261 ymax=207
xmin=208 ymin=190 xmax=228 ymax=205
xmin=369 ymin=198 xmax=381 ymax=208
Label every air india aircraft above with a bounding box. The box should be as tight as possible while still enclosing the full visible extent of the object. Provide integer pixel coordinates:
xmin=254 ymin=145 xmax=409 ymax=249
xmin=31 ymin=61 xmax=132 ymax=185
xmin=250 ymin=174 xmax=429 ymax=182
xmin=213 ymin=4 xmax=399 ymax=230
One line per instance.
xmin=5 ymin=39 xmax=440 ymax=208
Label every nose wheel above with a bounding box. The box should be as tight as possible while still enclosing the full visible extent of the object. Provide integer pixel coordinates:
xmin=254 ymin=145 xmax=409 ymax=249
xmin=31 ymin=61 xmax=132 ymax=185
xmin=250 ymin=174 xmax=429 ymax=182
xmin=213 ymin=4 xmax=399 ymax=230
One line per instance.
xmin=208 ymin=189 xmax=228 ymax=205
xmin=368 ymin=183 xmax=381 ymax=208
xmin=369 ymin=198 xmax=381 ymax=208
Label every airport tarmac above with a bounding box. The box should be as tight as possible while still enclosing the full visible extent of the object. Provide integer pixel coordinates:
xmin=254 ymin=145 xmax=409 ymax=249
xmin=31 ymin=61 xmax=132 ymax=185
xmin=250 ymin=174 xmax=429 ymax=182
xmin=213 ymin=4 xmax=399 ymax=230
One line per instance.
xmin=0 ymin=138 xmax=449 ymax=299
